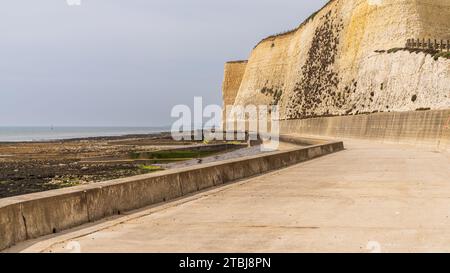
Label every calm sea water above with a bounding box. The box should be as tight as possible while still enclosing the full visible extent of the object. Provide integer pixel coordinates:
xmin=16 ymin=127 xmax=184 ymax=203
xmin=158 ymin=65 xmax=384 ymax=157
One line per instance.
xmin=0 ymin=126 xmax=170 ymax=142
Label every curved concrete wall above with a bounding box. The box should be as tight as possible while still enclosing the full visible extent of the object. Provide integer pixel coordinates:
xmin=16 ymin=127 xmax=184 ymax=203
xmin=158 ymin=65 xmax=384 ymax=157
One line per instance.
xmin=281 ymin=110 xmax=450 ymax=151
xmin=0 ymin=140 xmax=343 ymax=251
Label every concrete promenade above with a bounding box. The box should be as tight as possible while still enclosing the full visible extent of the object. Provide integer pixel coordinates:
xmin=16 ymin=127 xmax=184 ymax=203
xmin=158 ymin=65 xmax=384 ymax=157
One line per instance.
xmin=7 ymin=139 xmax=450 ymax=253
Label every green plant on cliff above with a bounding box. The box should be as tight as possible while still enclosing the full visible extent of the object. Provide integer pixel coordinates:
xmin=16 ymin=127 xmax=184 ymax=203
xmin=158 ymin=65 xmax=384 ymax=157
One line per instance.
xmin=433 ymin=52 xmax=450 ymax=61
xmin=387 ymin=48 xmax=404 ymax=54
xmin=382 ymin=47 xmax=449 ymax=61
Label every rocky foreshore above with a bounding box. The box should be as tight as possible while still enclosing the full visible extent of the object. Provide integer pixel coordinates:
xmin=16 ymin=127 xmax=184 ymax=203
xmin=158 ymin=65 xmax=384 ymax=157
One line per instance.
xmin=0 ymin=133 xmax=244 ymax=198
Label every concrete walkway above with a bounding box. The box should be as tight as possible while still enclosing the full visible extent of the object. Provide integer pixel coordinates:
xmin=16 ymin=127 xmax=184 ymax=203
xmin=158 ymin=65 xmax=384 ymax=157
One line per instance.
xmin=8 ymin=140 xmax=450 ymax=253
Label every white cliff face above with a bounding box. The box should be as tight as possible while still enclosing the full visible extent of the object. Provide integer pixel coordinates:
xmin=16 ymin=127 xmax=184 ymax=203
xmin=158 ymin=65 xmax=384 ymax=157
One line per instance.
xmin=230 ymin=0 xmax=450 ymax=119
xmin=350 ymin=51 xmax=450 ymax=114
xmin=368 ymin=0 xmax=383 ymax=5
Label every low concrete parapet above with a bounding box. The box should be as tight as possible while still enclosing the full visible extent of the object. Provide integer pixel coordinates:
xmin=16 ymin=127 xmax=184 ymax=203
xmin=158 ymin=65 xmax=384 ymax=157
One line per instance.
xmin=0 ymin=137 xmax=343 ymax=250
xmin=281 ymin=110 xmax=450 ymax=151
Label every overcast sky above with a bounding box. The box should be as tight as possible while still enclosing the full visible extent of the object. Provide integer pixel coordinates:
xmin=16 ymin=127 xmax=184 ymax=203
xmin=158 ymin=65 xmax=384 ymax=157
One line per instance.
xmin=0 ymin=0 xmax=327 ymax=127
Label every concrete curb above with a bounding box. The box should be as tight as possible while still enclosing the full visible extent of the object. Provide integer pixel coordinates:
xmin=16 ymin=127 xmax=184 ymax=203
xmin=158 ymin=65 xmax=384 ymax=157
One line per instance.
xmin=281 ymin=110 xmax=450 ymax=151
xmin=0 ymin=138 xmax=343 ymax=250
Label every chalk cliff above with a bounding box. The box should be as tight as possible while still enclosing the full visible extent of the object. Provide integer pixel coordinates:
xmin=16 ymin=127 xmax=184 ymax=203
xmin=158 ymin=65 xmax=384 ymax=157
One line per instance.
xmin=223 ymin=0 xmax=450 ymax=119
xmin=222 ymin=61 xmax=248 ymax=109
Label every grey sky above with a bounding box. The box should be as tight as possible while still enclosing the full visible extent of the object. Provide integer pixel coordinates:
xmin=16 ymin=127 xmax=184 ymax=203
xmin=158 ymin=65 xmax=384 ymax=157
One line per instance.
xmin=0 ymin=0 xmax=327 ymax=127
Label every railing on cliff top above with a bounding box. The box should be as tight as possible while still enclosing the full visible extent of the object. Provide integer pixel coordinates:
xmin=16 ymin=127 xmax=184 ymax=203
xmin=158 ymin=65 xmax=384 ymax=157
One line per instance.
xmin=406 ymin=38 xmax=450 ymax=52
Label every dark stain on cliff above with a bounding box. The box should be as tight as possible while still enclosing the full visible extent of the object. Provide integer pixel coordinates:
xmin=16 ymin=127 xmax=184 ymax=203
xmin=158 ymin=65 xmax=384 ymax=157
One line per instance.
xmin=287 ymin=10 xmax=344 ymax=119
xmin=261 ymin=86 xmax=283 ymax=106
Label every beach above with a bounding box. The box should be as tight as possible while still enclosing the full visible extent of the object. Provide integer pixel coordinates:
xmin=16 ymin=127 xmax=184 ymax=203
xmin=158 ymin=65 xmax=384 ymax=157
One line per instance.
xmin=0 ymin=132 xmax=171 ymax=197
xmin=0 ymin=132 xmax=256 ymax=198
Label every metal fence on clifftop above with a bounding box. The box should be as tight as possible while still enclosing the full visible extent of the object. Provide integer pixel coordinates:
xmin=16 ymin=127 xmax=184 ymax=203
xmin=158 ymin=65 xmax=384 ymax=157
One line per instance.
xmin=406 ymin=38 xmax=450 ymax=52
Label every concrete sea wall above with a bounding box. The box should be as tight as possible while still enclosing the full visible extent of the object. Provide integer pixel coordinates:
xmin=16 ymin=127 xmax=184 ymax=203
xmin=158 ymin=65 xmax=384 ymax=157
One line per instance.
xmin=281 ymin=109 xmax=450 ymax=151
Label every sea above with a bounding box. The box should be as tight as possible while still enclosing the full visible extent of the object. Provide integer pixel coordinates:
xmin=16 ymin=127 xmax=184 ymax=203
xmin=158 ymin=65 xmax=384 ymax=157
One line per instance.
xmin=0 ymin=126 xmax=171 ymax=142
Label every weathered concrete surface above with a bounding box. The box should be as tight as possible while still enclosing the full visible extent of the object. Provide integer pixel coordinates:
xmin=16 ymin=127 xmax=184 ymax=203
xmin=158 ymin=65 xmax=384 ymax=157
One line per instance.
xmin=8 ymin=139 xmax=450 ymax=253
xmin=0 ymin=139 xmax=343 ymax=251
xmin=281 ymin=109 xmax=450 ymax=151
